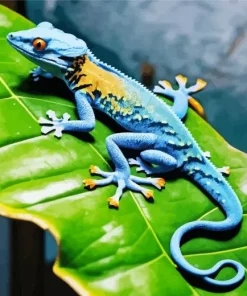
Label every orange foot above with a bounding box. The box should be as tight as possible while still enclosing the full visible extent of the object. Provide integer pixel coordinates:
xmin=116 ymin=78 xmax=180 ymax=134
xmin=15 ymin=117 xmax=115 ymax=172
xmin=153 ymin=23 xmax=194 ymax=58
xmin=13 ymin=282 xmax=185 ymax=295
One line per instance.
xmin=89 ymin=165 xmax=98 ymax=174
xmin=156 ymin=178 xmax=166 ymax=188
xmin=107 ymin=198 xmax=119 ymax=209
xmin=143 ymin=189 xmax=154 ymax=200
xmin=83 ymin=179 xmax=96 ymax=189
xmin=218 ymin=166 xmax=231 ymax=176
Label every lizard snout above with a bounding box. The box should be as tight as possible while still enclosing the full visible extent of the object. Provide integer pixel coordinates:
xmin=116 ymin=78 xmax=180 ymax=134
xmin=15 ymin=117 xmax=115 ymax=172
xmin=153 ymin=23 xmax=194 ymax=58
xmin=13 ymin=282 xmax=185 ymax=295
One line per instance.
xmin=6 ymin=32 xmax=20 ymax=42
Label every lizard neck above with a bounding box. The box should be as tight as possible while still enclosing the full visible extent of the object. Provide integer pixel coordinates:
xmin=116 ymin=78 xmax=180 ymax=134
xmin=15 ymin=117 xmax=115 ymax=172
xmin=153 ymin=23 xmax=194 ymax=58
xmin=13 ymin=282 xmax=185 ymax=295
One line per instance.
xmin=64 ymin=54 xmax=126 ymax=100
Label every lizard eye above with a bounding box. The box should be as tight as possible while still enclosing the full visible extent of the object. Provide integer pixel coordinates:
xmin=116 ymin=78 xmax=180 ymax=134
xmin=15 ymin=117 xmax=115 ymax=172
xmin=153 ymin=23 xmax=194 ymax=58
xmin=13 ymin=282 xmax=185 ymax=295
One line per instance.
xmin=32 ymin=38 xmax=47 ymax=51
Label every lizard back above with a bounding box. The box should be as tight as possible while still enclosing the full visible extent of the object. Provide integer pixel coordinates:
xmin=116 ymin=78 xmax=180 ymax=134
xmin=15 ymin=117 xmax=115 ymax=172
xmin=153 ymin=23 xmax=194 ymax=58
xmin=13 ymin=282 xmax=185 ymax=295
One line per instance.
xmin=64 ymin=54 xmax=196 ymax=140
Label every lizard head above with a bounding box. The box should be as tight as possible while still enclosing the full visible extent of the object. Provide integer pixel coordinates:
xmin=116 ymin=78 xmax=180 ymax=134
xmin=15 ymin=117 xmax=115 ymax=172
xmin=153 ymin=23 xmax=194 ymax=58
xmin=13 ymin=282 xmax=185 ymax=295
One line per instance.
xmin=7 ymin=22 xmax=88 ymax=77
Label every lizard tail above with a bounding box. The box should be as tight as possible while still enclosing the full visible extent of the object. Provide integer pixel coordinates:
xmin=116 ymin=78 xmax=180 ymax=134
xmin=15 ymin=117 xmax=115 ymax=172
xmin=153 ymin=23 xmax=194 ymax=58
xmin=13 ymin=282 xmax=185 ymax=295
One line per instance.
xmin=170 ymin=165 xmax=245 ymax=288
xmin=170 ymin=218 xmax=245 ymax=287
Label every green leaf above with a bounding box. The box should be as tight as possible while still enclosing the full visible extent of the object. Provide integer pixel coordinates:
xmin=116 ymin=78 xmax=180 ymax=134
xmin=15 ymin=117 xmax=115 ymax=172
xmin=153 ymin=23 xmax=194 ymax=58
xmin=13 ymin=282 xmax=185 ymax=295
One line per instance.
xmin=1 ymin=5 xmax=247 ymax=295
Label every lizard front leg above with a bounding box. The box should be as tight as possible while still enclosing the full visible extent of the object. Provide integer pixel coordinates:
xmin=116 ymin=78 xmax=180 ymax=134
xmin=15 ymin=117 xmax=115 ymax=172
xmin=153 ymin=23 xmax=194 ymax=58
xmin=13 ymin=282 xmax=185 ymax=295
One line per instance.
xmin=39 ymin=91 xmax=95 ymax=137
xmin=30 ymin=66 xmax=54 ymax=81
xmin=153 ymin=75 xmax=207 ymax=120
xmin=84 ymin=133 xmax=177 ymax=208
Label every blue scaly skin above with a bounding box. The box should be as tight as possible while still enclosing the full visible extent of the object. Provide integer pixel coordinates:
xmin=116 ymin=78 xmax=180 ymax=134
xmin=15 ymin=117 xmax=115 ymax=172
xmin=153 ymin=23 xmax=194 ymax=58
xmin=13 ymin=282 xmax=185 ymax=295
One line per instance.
xmin=7 ymin=22 xmax=244 ymax=289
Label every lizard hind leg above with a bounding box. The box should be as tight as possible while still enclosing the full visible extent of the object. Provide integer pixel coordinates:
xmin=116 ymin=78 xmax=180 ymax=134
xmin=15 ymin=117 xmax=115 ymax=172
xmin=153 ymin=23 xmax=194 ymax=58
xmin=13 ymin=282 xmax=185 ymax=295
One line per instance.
xmin=83 ymin=133 xmax=167 ymax=208
xmin=129 ymin=149 xmax=178 ymax=176
xmin=153 ymin=75 xmax=207 ymax=119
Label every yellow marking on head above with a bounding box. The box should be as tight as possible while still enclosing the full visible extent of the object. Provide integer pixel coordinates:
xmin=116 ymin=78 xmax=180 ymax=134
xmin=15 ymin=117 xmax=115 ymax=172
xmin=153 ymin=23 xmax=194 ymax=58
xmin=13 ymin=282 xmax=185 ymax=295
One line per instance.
xmin=71 ymin=55 xmax=126 ymax=100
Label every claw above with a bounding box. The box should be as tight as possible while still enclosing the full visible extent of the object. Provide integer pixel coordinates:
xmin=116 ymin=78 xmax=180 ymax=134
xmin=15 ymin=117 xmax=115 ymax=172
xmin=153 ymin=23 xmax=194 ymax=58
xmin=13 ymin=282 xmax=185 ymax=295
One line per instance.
xmin=218 ymin=166 xmax=230 ymax=176
xmin=154 ymin=178 xmax=166 ymax=189
xmin=154 ymin=80 xmax=176 ymax=97
xmin=136 ymin=167 xmax=145 ymax=172
xmin=158 ymin=80 xmax=172 ymax=89
xmin=46 ymin=110 xmax=59 ymax=121
xmin=83 ymin=179 xmax=96 ymax=189
xmin=204 ymin=151 xmax=211 ymax=158
xmin=38 ymin=117 xmax=52 ymax=124
xmin=153 ymin=85 xmax=164 ymax=94
xmin=89 ymin=165 xmax=99 ymax=174
xmin=41 ymin=125 xmax=55 ymax=135
xmin=196 ymin=78 xmax=207 ymax=91
xmin=128 ymin=158 xmax=139 ymax=166
xmin=187 ymin=78 xmax=207 ymax=93
xmin=63 ymin=112 xmax=71 ymax=121
xmin=143 ymin=189 xmax=154 ymax=199
xmin=225 ymin=166 xmax=231 ymax=175
xmin=54 ymin=126 xmax=64 ymax=138
xmin=107 ymin=198 xmax=119 ymax=208
xmin=175 ymin=74 xmax=187 ymax=87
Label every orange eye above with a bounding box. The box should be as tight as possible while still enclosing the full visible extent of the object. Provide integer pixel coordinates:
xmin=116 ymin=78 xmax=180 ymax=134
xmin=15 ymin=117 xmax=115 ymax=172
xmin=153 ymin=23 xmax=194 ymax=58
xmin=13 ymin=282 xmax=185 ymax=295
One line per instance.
xmin=32 ymin=38 xmax=47 ymax=51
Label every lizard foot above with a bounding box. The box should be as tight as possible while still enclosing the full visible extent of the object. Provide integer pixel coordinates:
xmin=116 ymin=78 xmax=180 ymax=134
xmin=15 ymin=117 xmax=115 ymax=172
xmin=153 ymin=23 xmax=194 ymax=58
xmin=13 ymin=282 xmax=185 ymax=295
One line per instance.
xmin=153 ymin=75 xmax=207 ymax=118
xmin=128 ymin=157 xmax=162 ymax=175
xmin=38 ymin=110 xmax=71 ymax=138
xmin=84 ymin=165 xmax=166 ymax=208
xmin=30 ymin=66 xmax=54 ymax=82
xmin=128 ymin=157 xmax=153 ymax=174
xmin=217 ymin=166 xmax=230 ymax=176
xmin=204 ymin=151 xmax=211 ymax=158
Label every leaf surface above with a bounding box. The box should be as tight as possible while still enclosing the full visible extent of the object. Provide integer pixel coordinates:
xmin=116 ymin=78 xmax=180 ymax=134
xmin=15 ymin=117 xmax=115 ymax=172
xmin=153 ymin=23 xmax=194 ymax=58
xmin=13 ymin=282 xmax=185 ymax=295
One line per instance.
xmin=1 ymin=5 xmax=247 ymax=296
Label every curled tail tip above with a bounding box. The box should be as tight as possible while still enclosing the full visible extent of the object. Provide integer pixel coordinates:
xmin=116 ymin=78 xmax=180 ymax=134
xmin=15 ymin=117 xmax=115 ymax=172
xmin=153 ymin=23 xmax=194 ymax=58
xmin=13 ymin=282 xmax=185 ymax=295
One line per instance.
xmin=171 ymin=220 xmax=245 ymax=289
xmin=203 ymin=260 xmax=245 ymax=288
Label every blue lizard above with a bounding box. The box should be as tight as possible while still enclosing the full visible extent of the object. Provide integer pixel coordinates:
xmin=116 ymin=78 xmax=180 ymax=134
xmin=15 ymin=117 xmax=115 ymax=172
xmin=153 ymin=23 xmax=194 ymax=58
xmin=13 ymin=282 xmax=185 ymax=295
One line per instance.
xmin=7 ymin=22 xmax=244 ymax=290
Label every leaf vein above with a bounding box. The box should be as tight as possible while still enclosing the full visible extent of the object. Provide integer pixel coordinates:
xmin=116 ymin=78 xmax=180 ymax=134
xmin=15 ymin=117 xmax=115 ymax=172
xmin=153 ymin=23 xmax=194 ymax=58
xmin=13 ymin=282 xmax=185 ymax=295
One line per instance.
xmin=0 ymin=76 xmax=37 ymax=122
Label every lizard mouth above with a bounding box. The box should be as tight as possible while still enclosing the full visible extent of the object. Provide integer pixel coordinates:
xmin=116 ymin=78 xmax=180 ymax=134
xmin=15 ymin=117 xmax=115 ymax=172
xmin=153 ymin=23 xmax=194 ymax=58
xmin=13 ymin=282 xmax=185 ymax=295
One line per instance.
xmin=8 ymin=40 xmax=69 ymax=70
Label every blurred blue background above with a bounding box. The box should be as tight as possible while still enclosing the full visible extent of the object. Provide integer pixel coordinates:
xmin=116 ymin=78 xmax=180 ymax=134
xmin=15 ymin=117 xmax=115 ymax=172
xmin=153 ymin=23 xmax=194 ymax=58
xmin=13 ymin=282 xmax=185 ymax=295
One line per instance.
xmin=1 ymin=0 xmax=247 ymax=295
